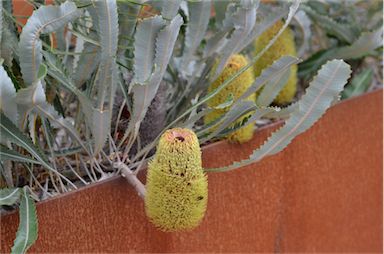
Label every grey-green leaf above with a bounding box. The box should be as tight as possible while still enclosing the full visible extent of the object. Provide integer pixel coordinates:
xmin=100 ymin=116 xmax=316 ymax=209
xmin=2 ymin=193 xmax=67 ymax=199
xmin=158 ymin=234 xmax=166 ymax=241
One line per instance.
xmin=256 ymin=68 xmax=291 ymax=106
xmin=131 ymin=15 xmax=182 ymax=132
xmin=236 ymin=3 xmax=288 ymax=53
xmin=302 ymin=5 xmax=358 ymax=44
xmin=334 ymin=29 xmax=383 ymax=60
xmin=117 ymin=0 xmax=140 ymax=58
xmin=151 ymin=0 xmax=182 ymax=20
xmin=207 ymin=59 xmax=351 ymax=172
xmin=0 ymin=112 xmax=51 ymax=170
xmin=181 ymin=0 xmax=211 ymax=69
xmin=0 ymin=65 xmax=18 ymax=125
xmin=19 ymin=1 xmax=81 ymax=85
xmin=133 ymin=15 xmax=166 ymax=84
xmin=238 ymin=56 xmax=300 ymax=102
xmin=294 ymin=10 xmax=312 ymax=57
xmin=0 ymin=188 xmax=21 ymax=206
xmin=0 ymin=145 xmax=42 ymax=165
xmin=341 ymin=68 xmax=373 ymax=99
xmin=11 ymin=188 xmax=38 ymax=254
xmin=213 ymin=2 xmax=257 ymax=79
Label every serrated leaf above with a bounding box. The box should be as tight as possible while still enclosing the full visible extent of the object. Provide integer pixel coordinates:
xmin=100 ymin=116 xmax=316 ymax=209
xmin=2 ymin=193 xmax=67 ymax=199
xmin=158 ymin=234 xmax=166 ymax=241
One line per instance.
xmin=0 ymin=65 xmax=18 ymax=125
xmin=0 ymin=188 xmax=21 ymax=206
xmin=151 ymin=0 xmax=182 ymax=20
xmin=256 ymin=68 xmax=291 ymax=106
xmin=237 ymin=3 xmax=288 ymax=53
xmin=181 ymin=0 xmax=211 ymax=70
xmin=117 ymin=0 xmax=140 ymax=58
xmin=302 ymin=5 xmax=358 ymax=44
xmin=131 ymin=15 xmax=182 ymax=133
xmin=11 ymin=187 xmax=38 ymax=254
xmin=335 ymin=29 xmax=383 ymax=59
xmin=238 ymin=56 xmax=300 ymax=102
xmin=72 ymin=42 xmax=101 ymax=87
xmin=294 ymin=10 xmax=312 ymax=56
xmin=94 ymin=0 xmax=118 ymax=60
xmin=0 ymin=145 xmax=42 ymax=165
xmin=92 ymin=109 xmax=110 ymax=155
xmin=93 ymin=0 xmax=119 ymax=106
xmin=133 ymin=15 xmax=165 ymax=84
xmin=213 ymin=2 xmax=257 ymax=79
xmin=19 ymin=1 xmax=81 ymax=85
xmin=203 ymin=3 xmax=236 ymax=58
xmin=341 ymin=68 xmax=373 ymax=99
xmin=206 ymin=60 xmax=351 ymax=172
xmin=298 ymin=48 xmax=337 ymax=78
xmin=299 ymin=29 xmax=382 ymax=78
xmin=78 ymin=0 xmax=118 ymax=154
xmin=1 ymin=1 xmax=18 ymax=66
xmin=1 ymin=21 xmax=19 ymax=66
xmin=15 ymin=81 xmax=46 ymax=128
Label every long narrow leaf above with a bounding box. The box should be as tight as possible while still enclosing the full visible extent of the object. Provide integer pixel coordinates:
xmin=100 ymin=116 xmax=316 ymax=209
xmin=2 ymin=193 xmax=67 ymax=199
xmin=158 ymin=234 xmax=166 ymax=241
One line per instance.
xmin=11 ymin=188 xmax=38 ymax=254
xmin=341 ymin=68 xmax=373 ymax=99
xmin=256 ymin=68 xmax=291 ymax=106
xmin=19 ymin=1 xmax=81 ymax=85
xmin=335 ymin=29 xmax=383 ymax=60
xmin=0 ymin=188 xmax=21 ymax=206
xmin=133 ymin=16 xmax=165 ymax=84
xmin=181 ymin=1 xmax=211 ymax=70
xmin=0 ymin=145 xmax=42 ymax=165
xmin=130 ymin=15 xmax=182 ymax=133
xmin=0 ymin=65 xmax=18 ymax=125
xmin=206 ymin=59 xmax=351 ymax=172
xmin=212 ymin=1 xmax=257 ymax=79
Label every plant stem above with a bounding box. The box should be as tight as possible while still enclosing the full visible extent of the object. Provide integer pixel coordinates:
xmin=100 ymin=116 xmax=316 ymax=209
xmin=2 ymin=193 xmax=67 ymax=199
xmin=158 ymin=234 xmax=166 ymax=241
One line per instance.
xmin=115 ymin=162 xmax=146 ymax=199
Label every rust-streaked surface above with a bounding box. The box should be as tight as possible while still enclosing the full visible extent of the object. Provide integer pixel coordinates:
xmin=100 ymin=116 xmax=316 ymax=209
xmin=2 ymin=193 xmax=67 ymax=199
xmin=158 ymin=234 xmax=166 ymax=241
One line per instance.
xmin=1 ymin=90 xmax=382 ymax=252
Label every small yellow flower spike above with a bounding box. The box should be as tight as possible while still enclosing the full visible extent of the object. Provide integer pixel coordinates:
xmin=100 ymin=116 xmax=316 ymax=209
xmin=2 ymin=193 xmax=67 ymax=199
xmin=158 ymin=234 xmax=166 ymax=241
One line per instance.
xmin=205 ymin=54 xmax=256 ymax=143
xmin=254 ymin=20 xmax=298 ymax=104
xmin=145 ymin=128 xmax=208 ymax=232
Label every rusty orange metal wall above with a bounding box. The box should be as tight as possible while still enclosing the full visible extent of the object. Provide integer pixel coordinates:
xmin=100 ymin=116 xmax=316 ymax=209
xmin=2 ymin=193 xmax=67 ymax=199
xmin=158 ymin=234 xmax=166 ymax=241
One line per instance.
xmin=1 ymin=90 xmax=382 ymax=252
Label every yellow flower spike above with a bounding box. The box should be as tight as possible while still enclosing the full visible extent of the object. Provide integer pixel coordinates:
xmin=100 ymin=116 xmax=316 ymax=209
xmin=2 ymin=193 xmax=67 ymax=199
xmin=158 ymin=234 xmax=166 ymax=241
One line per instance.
xmin=205 ymin=54 xmax=256 ymax=143
xmin=145 ymin=128 xmax=208 ymax=232
xmin=254 ymin=21 xmax=298 ymax=104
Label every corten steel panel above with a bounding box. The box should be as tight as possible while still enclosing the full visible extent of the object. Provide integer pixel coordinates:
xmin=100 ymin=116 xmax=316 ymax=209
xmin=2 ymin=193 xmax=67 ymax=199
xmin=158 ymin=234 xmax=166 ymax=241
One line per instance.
xmin=0 ymin=89 xmax=382 ymax=252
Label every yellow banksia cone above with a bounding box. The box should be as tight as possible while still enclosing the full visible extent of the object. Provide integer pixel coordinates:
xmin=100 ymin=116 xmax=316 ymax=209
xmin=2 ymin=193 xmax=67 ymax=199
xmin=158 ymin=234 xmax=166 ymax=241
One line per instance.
xmin=145 ymin=128 xmax=208 ymax=232
xmin=205 ymin=54 xmax=256 ymax=143
xmin=254 ymin=20 xmax=298 ymax=104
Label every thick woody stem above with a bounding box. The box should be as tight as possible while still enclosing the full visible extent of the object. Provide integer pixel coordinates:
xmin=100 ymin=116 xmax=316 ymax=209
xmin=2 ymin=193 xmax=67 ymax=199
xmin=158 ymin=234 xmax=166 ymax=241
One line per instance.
xmin=115 ymin=162 xmax=146 ymax=199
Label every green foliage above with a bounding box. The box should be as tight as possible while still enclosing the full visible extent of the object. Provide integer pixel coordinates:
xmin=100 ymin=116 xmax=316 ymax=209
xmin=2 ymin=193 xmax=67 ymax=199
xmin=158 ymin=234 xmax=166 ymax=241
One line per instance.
xmin=207 ymin=59 xmax=352 ymax=172
xmin=0 ymin=187 xmax=38 ymax=253
xmin=298 ymin=1 xmax=383 ymax=80
xmin=0 ymin=0 xmax=378 ymax=244
xmin=341 ymin=68 xmax=373 ymax=99
xmin=11 ymin=188 xmax=38 ymax=254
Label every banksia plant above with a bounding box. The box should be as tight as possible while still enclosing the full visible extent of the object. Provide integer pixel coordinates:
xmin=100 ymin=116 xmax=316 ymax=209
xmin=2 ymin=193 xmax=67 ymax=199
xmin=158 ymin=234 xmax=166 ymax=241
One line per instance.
xmin=145 ymin=128 xmax=208 ymax=231
xmin=205 ymin=54 xmax=256 ymax=143
xmin=0 ymin=0 xmax=357 ymax=249
xmin=254 ymin=21 xmax=298 ymax=104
